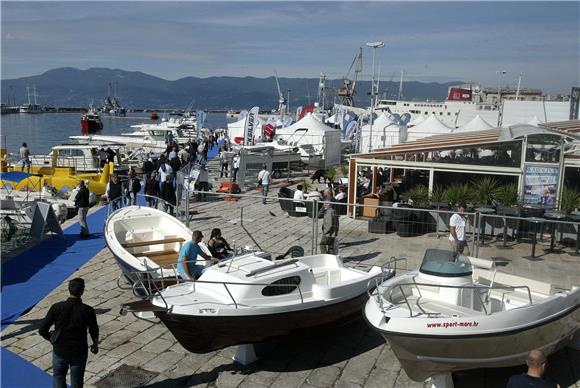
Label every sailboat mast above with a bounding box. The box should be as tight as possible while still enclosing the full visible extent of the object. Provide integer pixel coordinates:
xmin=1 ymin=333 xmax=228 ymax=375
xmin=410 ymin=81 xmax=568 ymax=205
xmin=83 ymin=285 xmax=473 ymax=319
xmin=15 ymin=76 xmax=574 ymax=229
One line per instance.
xmin=515 ymin=72 xmax=523 ymax=101
xmin=398 ymin=69 xmax=404 ymax=100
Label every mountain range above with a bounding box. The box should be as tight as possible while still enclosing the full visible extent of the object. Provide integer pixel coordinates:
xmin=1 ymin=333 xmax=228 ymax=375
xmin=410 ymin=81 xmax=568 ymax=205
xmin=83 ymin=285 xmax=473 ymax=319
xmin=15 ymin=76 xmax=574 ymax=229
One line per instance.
xmin=1 ymin=67 xmax=463 ymax=111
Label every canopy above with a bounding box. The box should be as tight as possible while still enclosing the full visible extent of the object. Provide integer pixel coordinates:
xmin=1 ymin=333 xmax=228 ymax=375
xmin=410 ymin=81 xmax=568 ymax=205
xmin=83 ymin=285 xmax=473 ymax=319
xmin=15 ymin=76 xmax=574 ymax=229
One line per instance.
xmin=0 ymin=171 xmax=35 ymax=183
xmin=227 ymin=116 xmax=265 ymax=142
xmin=359 ymin=112 xmax=401 ymax=151
xmin=406 ymin=114 xmax=452 ymax=141
xmin=454 ymin=115 xmax=494 ymax=132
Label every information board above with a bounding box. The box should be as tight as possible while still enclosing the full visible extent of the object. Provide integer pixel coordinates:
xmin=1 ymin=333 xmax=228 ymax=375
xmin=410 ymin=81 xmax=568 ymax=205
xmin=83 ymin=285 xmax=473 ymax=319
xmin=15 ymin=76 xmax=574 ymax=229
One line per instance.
xmin=523 ymin=165 xmax=559 ymax=206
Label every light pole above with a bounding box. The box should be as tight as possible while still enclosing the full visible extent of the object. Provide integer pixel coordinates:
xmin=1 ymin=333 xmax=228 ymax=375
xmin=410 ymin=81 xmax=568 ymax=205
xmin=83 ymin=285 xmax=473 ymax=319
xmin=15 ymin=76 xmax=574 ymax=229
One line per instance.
xmin=287 ymin=89 xmax=291 ymax=117
xmin=366 ymin=41 xmax=385 ymax=152
xmin=496 ymin=70 xmax=507 ymax=127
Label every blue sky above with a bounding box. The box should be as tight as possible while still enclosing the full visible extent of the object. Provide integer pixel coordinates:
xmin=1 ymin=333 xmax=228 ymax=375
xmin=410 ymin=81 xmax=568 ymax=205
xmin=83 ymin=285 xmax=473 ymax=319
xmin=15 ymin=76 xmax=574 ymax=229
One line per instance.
xmin=1 ymin=1 xmax=579 ymax=93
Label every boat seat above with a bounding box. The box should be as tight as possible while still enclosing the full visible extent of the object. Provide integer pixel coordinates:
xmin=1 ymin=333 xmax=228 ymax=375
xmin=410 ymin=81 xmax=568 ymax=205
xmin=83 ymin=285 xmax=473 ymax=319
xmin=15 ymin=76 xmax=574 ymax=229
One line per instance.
xmin=409 ymin=296 xmax=484 ymax=317
xmin=139 ymin=250 xmax=179 ymax=267
xmin=122 ymin=237 xmax=185 ymax=248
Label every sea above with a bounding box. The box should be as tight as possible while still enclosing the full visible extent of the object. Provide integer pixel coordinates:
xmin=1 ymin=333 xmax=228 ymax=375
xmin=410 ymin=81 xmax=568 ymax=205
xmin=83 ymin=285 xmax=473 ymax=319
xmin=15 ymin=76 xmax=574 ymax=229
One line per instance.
xmin=0 ymin=112 xmax=228 ymax=156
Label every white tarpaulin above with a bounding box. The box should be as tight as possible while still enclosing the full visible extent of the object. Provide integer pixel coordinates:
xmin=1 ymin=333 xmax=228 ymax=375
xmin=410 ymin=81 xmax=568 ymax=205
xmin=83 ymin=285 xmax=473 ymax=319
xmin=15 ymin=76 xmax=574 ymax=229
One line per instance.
xmin=407 ymin=114 xmax=452 ymax=141
xmin=359 ymin=112 xmax=401 ymax=152
xmin=275 ymin=113 xmax=341 ymax=167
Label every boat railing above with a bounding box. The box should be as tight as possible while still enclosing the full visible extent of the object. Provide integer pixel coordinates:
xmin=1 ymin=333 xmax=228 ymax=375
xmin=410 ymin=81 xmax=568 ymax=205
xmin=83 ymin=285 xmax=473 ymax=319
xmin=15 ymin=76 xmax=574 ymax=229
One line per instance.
xmin=380 ymin=281 xmax=533 ymax=317
xmin=129 ymin=258 xmax=307 ymax=310
xmin=367 ymin=257 xmax=408 ymax=310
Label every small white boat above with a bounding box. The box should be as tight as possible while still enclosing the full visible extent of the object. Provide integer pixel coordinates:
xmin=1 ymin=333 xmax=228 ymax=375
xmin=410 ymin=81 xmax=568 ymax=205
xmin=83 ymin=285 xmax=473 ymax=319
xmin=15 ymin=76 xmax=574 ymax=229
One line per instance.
xmin=105 ymin=206 xmax=196 ymax=279
xmin=121 ymin=251 xmax=383 ymax=353
xmin=364 ymin=249 xmax=580 ymax=382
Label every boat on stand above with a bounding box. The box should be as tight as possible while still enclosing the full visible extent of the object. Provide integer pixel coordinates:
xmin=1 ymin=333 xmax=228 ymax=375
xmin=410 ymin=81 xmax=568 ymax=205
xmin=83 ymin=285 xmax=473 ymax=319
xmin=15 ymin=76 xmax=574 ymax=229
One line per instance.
xmin=116 ymin=209 xmax=384 ymax=362
xmin=363 ymin=249 xmax=580 ymax=387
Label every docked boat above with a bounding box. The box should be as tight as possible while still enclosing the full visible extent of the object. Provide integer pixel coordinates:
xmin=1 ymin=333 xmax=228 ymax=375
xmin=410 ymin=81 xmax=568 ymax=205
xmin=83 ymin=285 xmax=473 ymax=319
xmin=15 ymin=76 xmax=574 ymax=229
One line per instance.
xmin=121 ymin=250 xmax=383 ymax=353
xmin=105 ymin=206 xmax=195 ymax=279
xmin=363 ymin=249 xmax=580 ymax=382
xmin=19 ymin=85 xmax=43 ymax=114
xmin=81 ymin=105 xmax=103 ymax=134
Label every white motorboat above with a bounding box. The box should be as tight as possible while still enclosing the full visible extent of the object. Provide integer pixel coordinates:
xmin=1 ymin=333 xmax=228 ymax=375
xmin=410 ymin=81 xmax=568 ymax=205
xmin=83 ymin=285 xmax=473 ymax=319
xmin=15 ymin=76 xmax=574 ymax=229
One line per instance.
xmin=364 ymin=249 xmax=580 ymax=382
xmin=121 ymin=251 xmax=383 ymax=353
xmin=105 ymin=206 xmax=196 ymax=279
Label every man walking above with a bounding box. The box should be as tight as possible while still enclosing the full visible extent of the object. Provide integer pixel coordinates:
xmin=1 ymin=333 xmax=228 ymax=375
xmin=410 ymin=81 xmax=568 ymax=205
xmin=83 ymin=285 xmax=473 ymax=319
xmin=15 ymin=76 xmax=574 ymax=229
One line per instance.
xmin=320 ymin=203 xmax=339 ymax=254
xmin=106 ymin=174 xmax=123 ymax=211
xmin=19 ymin=142 xmax=31 ymax=173
xmin=257 ymin=164 xmax=271 ymax=204
xmin=74 ymin=181 xmax=90 ymax=238
xmin=232 ymin=153 xmax=240 ymax=183
xmin=39 ymin=278 xmax=99 ymax=388
xmin=127 ymin=171 xmax=141 ymax=206
xmin=449 ymin=203 xmax=470 ymax=256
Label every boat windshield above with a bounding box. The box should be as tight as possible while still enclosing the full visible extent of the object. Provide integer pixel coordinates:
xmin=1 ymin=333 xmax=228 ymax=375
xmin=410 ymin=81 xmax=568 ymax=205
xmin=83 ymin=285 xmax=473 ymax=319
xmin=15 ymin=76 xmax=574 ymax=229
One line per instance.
xmin=419 ymin=249 xmax=472 ymax=277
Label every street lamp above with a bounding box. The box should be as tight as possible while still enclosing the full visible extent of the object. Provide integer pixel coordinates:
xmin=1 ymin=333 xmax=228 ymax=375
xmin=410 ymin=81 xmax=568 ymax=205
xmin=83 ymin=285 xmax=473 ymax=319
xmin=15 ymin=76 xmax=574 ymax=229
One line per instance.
xmin=496 ymin=70 xmax=507 ymax=127
xmin=366 ymin=41 xmax=385 ymax=152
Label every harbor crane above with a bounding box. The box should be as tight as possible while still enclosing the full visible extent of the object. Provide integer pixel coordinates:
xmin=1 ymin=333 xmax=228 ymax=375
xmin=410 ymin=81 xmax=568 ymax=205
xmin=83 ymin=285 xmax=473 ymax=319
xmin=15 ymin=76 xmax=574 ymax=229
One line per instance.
xmin=337 ymin=47 xmax=362 ymax=107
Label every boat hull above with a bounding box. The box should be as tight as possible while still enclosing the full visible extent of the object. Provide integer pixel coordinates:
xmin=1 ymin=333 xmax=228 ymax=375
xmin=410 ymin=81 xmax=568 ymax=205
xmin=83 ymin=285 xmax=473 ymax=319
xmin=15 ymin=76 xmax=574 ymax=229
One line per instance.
xmin=155 ymin=292 xmax=369 ymax=353
xmin=374 ymin=306 xmax=579 ymax=381
xmin=81 ymin=117 xmax=103 ymax=134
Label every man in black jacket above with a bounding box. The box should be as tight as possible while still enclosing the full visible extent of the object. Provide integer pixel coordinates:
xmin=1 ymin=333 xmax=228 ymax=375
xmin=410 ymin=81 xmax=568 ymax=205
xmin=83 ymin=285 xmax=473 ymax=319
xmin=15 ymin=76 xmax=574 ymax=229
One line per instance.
xmin=39 ymin=278 xmax=99 ymax=388
xmin=74 ymin=181 xmax=90 ymax=238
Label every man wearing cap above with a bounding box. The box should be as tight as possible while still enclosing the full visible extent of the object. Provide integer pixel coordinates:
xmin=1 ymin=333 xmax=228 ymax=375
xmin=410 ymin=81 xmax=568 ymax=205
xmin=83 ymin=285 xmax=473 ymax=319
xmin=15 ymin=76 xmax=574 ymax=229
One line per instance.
xmin=176 ymin=231 xmax=218 ymax=280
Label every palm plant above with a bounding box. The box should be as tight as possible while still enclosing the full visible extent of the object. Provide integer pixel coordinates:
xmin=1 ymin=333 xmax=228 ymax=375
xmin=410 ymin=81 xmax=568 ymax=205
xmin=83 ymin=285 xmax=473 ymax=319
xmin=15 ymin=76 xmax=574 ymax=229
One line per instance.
xmin=430 ymin=185 xmax=445 ymax=205
xmin=443 ymin=183 xmax=472 ymax=207
xmin=494 ymin=183 xmax=519 ymax=207
xmin=300 ymin=178 xmax=312 ymax=193
xmin=325 ymin=167 xmax=338 ymax=184
xmin=339 ymin=164 xmax=349 ymax=177
xmin=560 ymin=187 xmax=580 ymax=214
xmin=403 ymin=185 xmax=430 ymax=209
xmin=471 ymin=177 xmax=500 ymax=205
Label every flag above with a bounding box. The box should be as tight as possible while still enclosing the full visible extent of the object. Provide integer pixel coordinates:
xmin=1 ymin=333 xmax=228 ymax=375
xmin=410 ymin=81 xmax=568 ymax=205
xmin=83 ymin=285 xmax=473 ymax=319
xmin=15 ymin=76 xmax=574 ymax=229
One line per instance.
xmin=196 ymin=110 xmax=207 ymax=141
xmin=244 ymin=106 xmax=259 ymax=145
xmin=346 ymin=120 xmax=359 ymax=139
xmin=299 ymin=104 xmax=315 ymax=120
xmin=341 ymin=111 xmax=359 ymax=138
xmin=296 ymin=106 xmax=303 ymax=120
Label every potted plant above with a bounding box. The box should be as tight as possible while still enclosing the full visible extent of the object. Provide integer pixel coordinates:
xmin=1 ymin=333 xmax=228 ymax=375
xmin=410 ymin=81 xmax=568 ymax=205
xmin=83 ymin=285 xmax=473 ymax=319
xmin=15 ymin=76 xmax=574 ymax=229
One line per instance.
xmin=325 ymin=166 xmax=338 ymax=184
xmin=560 ymin=187 xmax=580 ymax=214
xmin=339 ymin=164 xmax=349 ymax=178
xmin=403 ymin=185 xmax=430 ymax=209
xmin=443 ymin=183 xmax=472 ymax=209
xmin=471 ymin=177 xmax=499 ymax=206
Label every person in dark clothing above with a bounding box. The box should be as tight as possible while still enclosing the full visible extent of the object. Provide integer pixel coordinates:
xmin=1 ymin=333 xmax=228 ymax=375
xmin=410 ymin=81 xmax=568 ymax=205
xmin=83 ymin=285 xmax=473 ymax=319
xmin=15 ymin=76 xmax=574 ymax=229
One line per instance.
xmin=39 ymin=278 xmax=99 ymax=388
xmin=127 ymin=172 xmax=141 ymax=206
xmin=74 ymin=181 xmax=90 ymax=238
xmin=142 ymin=157 xmax=155 ymax=180
xmin=507 ymin=350 xmax=559 ymax=388
xmin=207 ymin=228 xmax=233 ymax=260
xmin=105 ymin=148 xmax=116 ymax=164
xmin=98 ymin=148 xmax=108 ymax=168
xmin=106 ymin=174 xmax=124 ymax=211
xmin=160 ymin=175 xmax=176 ymax=216
xmin=170 ymin=153 xmax=181 ymax=173
xmin=145 ymin=171 xmax=161 ymax=208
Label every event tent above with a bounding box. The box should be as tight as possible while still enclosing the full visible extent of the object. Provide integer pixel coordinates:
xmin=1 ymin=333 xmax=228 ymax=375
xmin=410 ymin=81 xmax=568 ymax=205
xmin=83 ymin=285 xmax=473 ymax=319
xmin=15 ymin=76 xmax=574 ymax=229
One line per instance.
xmin=359 ymin=112 xmax=401 ymax=152
xmin=274 ymin=113 xmax=341 ymax=167
xmin=406 ymin=114 xmax=452 ymax=141
xmin=454 ymin=115 xmax=495 ymax=132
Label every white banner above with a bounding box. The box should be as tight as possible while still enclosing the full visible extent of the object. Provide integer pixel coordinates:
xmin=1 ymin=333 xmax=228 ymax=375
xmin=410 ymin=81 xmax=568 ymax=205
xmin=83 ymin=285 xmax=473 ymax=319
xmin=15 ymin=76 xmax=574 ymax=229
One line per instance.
xmin=244 ymin=106 xmax=260 ymax=146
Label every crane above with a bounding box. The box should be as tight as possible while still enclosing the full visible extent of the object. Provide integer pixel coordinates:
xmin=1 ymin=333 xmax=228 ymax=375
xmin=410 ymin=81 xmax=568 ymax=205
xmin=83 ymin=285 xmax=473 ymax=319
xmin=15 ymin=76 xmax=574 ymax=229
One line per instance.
xmin=337 ymin=47 xmax=362 ymax=107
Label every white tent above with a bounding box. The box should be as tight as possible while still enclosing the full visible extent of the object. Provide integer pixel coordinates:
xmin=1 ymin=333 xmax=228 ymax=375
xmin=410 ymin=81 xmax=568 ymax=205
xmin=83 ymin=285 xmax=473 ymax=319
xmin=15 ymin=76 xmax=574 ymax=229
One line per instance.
xmin=274 ymin=113 xmax=341 ymax=167
xmin=409 ymin=115 xmax=425 ymax=126
xmin=406 ymin=114 xmax=452 ymax=141
xmin=528 ymin=116 xmax=542 ymax=126
xmin=359 ymin=112 xmax=401 ymax=152
xmin=454 ymin=115 xmax=495 ymax=132
xmin=227 ymin=116 xmax=265 ymax=143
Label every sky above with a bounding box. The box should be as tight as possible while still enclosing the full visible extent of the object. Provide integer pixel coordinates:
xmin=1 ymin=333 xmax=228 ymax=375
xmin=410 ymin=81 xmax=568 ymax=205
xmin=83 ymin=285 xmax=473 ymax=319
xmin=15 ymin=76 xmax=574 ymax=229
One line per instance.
xmin=1 ymin=1 xmax=579 ymax=93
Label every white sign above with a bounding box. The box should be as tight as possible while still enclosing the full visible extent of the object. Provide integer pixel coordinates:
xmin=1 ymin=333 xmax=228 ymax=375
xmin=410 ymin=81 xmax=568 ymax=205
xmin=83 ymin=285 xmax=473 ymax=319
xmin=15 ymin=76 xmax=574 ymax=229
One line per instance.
xmin=244 ymin=106 xmax=260 ymax=146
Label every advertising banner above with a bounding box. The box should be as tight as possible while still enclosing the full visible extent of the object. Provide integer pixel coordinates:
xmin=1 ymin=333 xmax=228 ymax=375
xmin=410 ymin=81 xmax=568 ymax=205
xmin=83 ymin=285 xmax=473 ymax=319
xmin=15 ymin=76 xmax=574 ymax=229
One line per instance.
xmin=243 ymin=106 xmax=259 ymax=145
xmin=523 ymin=165 xmax=560 ymax=206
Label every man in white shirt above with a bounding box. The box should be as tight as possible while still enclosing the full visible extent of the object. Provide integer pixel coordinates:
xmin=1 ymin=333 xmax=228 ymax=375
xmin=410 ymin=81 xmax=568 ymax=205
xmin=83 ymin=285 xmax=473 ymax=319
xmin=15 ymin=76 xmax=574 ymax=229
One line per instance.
xmin=293 ymin=185 xmax=305 ymax=203
xmin=449 ymin=203 xmax=470 ymax=256
xmin=334 ymin=185 xmax=347 ymax=201
xmin=257 ymin=164 xmax=271 ymax=204
xmin=158 ymin=156 xmax=173 ymax=186
xmin=232 ymin=153 xmax=240 ymax=183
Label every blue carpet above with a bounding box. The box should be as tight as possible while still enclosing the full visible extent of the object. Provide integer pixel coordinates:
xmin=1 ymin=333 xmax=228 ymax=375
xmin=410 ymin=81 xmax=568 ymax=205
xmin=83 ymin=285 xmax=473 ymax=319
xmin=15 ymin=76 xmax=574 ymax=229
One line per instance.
xmin=1 ymin=206 xmax=109 ymax=329
xmin=1 ymin=347 xmax=53 ymax=388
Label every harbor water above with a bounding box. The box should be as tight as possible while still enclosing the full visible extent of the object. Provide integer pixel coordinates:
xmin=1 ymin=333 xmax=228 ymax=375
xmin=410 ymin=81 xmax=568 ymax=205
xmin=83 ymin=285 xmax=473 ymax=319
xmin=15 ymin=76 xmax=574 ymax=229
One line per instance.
xmin=0 ymin=112 xmax=228 ymax=155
